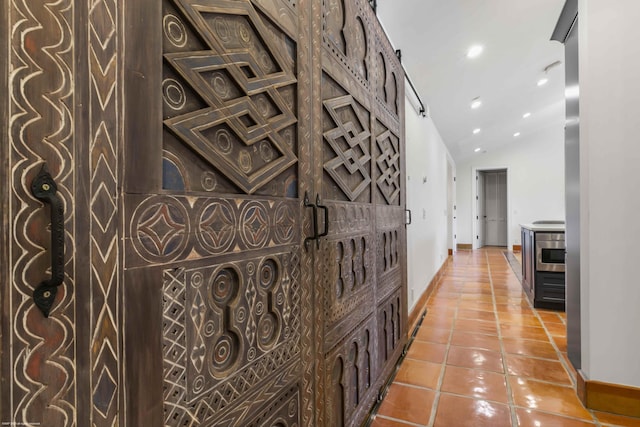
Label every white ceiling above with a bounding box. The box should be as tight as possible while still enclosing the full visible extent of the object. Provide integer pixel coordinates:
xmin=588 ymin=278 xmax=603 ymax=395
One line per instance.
xmin=377 ymin=0 xmax=567 ymax=163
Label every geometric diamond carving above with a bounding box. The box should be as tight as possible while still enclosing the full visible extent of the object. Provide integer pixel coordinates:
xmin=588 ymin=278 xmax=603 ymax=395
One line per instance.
xmin=376 ymin=129 xmax=400 ymax=205
xmin=93 ymin=367 xmax=117 ymax=418
xmin=89 ymin=0 xmax=116 ymax=48
xmin=323 ymin=95 xmax=371 ymax=201
xmin=137 ymin=204 xmax=187 ymax=256
xmin=164 ymin=4 xmax=298 ymax=194
xmin=92 ymin=182 xmax=117 ymax=232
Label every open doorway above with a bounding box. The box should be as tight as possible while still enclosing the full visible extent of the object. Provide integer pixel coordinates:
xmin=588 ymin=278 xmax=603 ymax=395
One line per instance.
xmin=476 ymin=169 xmax=508 ymax=248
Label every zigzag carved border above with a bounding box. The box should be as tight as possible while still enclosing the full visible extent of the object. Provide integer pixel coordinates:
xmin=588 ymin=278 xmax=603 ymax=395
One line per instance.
xmin=88 ymin=0 xmax=120 ymax=425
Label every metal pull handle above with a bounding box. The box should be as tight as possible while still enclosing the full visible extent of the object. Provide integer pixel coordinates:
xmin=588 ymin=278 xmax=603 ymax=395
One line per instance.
xmin=405 ymin=209 xmax=412 ymax=225
xmin=303 ymin=191 xmax=318 ymax=251
xmin=316 ymin=195 xmax=329 ymax=243
xmin=31 ymin=165 xmax=64 ymax=317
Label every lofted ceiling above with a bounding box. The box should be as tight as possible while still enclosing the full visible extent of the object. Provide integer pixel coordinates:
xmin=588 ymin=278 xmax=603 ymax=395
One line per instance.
xmin=376 ymin=0 xmax=567 ymax=163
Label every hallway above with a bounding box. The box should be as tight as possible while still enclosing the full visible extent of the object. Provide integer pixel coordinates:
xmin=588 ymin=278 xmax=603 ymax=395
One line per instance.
xmin=371 ymin=248 xmax=640 ymax=427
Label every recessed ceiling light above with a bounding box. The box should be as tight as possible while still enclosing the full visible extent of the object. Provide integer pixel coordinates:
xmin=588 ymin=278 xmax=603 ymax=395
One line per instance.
xmin=470 ymin=98 xmax=482 ymax=109
xmin=514 ymin=132 xmax=521 ymax=137
xmin=523 ymin=112 xmax=531 ymax=118
xmin=467 ymin=45 xmax=484 ymax=59
xmin=473 ymin=128 xmax=481 ymax=134
xmin=474 ymin=147 xmax=481 ymax=152
xmin=537 ymin=78 xmax=549 ymax=86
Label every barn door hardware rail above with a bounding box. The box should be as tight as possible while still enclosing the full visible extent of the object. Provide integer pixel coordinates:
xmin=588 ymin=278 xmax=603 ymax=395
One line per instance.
xmin=30 ymin=164 xmax=65 ymax=317
xmin=395 ymin=49 xmax=427 ymax=117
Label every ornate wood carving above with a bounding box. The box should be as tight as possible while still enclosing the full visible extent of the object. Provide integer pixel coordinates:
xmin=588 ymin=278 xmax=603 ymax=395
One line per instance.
xmin=3 ymin=0 xmax=123 ymax=424
xmin=125 ymin=194 xmax=299 ymax=266
xmin=2 ymin=0 xmax=405 ymax=425
xmin=324 ymin=316 xmax=378 ymax=427
xmin=374 ymin=120 xmax=401 ymax=206
xmin=296 ymin=0 xmax=317 ymax=424
xmin=162 ymin=0 xmax=298 ymax=197
xmin=321 ymin=233 xmax=374 ymax=351
xmin=322 ymin=90 xmax=372 ymax=203
xmin=377 ymin=289 xmax=404 ymax=369
xmin=318 ymin=0 xmax=406 ymax=425
xmin=4 ymin=0 xmax=78 ymax=425
xmin=122 ymin=0 xmax=309 ymax=426
xmin=88 ymin=0 xmax=121 ymax=425
xmin=162 ymin=249 xmax=301 ymax=426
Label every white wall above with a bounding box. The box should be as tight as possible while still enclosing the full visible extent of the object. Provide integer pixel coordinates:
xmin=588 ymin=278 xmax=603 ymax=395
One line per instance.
xmin=404 ymin=96 xmax=454 ymax=311
xmin=456 ymin=119 xmax=565 ymax=248
xmin=579 ymin=0 xmax=640 ymax=388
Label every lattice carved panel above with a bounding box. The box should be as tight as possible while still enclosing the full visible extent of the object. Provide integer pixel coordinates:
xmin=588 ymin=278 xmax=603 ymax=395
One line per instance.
xmin=324 ymin=316 xmax=378 ymax=427
xmin=162 ymin=0 xmax=298 ymax=196
xmin=374 ymin=120 xmax=401 ymax=206
xmin=322 ymin=73 xmax=372 ymax=203
xmin=125 ymin=194 xmax=299 ymax=267
xmin=162 ymin=249 xmax=301 ymax=426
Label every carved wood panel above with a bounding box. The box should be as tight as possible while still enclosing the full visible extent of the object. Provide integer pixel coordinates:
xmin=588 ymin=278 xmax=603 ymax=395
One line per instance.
xmin=3 ymin=0 xmax=122 ymax=424
xmin=2 ymin=0 xmax=404 ymax=425
xmin=161 ymin=250 xmax=301 ymax=426
xmin=161 ymin=0 xmax=298 ymax=197
xmin=121 ymin=0 xmax=311 ymax=426
xmin=317 ymin=0 xmax=406 ymax=425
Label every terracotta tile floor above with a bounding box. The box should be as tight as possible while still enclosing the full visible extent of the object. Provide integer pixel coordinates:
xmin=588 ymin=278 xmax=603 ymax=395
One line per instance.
xmin=371 ymin=248 xmax=640 ymax=427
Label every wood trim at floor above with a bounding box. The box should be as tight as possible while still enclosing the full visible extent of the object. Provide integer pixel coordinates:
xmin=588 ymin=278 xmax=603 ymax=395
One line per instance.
xmin=512 ymin=244 xmax=521 ymax=252
xmin=448 ymin=248 xmax=453 ymax=256
xmin=577 ymin=369 xmax=640 ymax=418
xmin=456 ymin=243 xmax=472 ymax=250
xmin=407 ymin=256 xmax=450 ymax=336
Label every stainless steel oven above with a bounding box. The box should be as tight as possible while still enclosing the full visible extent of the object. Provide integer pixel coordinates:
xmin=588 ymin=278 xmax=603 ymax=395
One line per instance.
xmin=535 ymin=233 xmax=565 ymax=272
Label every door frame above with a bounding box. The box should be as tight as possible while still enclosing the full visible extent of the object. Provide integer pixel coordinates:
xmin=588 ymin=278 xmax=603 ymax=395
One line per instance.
xmin=446 ymin=157 xmax=457 ymax=254
xmin=471 ymin=166 xmax=511 ymax=250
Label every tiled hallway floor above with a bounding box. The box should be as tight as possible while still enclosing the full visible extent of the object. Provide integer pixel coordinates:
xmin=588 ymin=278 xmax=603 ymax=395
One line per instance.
xmin=371 ymin=248 xmax=640 ymax=427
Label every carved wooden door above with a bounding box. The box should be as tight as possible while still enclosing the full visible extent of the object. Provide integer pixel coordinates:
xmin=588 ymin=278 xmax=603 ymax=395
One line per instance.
xmin=2 ymin=0 xmax=405 ymax=426
xmin=315 ymin=1 xmax=407 ymax=426
xmin=121 ymin=0 xmax=315 ymax=426
xmin=2 ymin=0 xmax=315 ymax=426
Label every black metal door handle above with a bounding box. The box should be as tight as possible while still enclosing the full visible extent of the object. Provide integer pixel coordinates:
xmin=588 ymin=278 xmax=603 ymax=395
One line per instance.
xmin=31 ymin=165 xmax=64 ymax=317
xmin=303 ymin=191 xmax=318 ymax=251
xmin=316 ymin=195 xmax=329 ymax=243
